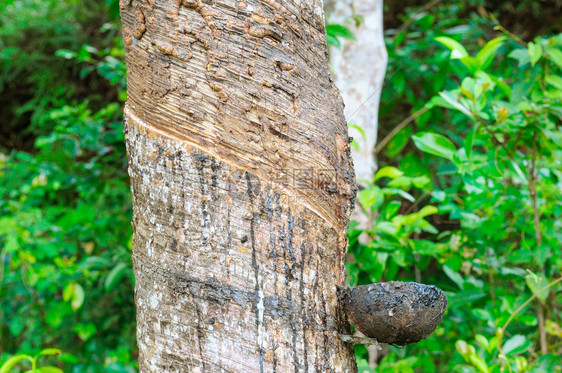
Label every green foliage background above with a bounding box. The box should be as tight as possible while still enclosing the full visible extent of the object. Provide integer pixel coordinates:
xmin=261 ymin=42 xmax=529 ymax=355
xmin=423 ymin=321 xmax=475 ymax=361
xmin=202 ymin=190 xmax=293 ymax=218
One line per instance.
xmin=0 ymin=0 xmax=560 ymax=372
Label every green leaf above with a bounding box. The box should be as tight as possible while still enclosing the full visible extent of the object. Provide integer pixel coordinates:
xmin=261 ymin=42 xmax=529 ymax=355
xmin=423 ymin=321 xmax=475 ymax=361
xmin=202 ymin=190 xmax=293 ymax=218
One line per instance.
xmin=326 ymin=34 xmax=340 ymax=48
xmin=73 ymin=322 xmax=97 ymax=341
xmin=350 ymin=15 xmax=364 ymax=28
xmin=486 ymin=74 xmax=511 ymax=99
xmin=64 ymin=283 xmax=85 ymax=311
xmin=475 ymin=335 xmax=489 ymax=349
xmin=418 ymin=205 xmax=438 ymax=218
xmin=370 ymin=252 xmax=389 ymax=280
xmin=382 ymin=201 xmax=401 ymax=220
xmin=443 ymin=265 xmax=464 ymax=290
xmin=105 ymin=262 xmax=128 ymax=291
xmin=412 ymin=132 xmax=457 ymax=160
xmin=326 ymin=24 xmax=356 ymax=41
xmin=438 ymin=91 xmax=473 ymax=116
xmin=36 ymin=367 xmax=64 ymax=373
xmin=455 ymin=340 xmax=473 ymax=359
xmin=82 ymin=256 xmax=110 ymax=269
xmin=419 ymin=220 xmax=438 ymax=234
xmin=4 ymin=233 xmax=19 ymax=253
xmin=476 ymin=36 xmax=506 ymax=70
xmin=510 ymin=161 xmax=527 ymax=183
xmin=374 ymin=166 xmax=403 ymax=181
xmin=358 ymin=185 xmax=382 ymax=211
xmin=528 ymin=42 xmax=542 ymax=66
xmin=502 ymin=335 xmax=529 ymax=355
xmin=72 ymin=284 xmax=85 ymax=311
xmin=464 ymin=124 xmax=478 ymax=161
xmin=432 ymin=190 xmax=446 ymax=202
xmin=469 ymin=354 xmax=489 ymax=373
xmin=459 ymin=56 xmax=482 ymax=73
xmin=45 ymin=303 xmax=69 ymax=328
xmin=546 ymin=75 xmax=562 ymax=90
xmin=500 ymin=267 xmax=527 ymax=277
xmin=0 ymin=355 xmax=33 ymax=373
xmin=547 ymin=47 xmax=562 ymax=69
xmin=546 ymin=88 xmax=562 ymax=99
xmin=413 ymin=240 xmax=442 ymax=255
xmin=355 ymin=358 xmax=374 ymax=373
xmin=55 ymin=204 xmax=97 ymax=230
xmin=372 ymin=221 xmax=398 ymax=236
xmin=525 ymin=272 xmax=549 ymax=304
xmin=385 ymin=188 xmax=415 ymax=202
xmin=387 ymin=176 xmax=412 ymax=189
xmin=54 ymin=49 xmax=77 ymax=59
xmin=37 ymin=349 xmax=61 ymax=357
xmin=63 ymin=284 xmax=74 ymax=302
xmin=77 ymin=45 xmax=94 ymax=62
xmin=448 ymin=289 xmax=486 ymax=307
xmin=412 ymin=175 xmax=431 ymax=188
xmin=118 ymin=90 xmax=128 ymax=102
xmin=347 ymin=123 xmax=366 ymax=141
xmin=508 ymin=48 xmax=530 ymax=67
xmin=391 ymin=247 xmax=407 ymax=267
xmin=435 ymin=36 xmax=469 ymax=58
xmin=58 ymin=353 xmax=80 ymax=364
xmin=460 ymin=212 xmax=482 ymax=229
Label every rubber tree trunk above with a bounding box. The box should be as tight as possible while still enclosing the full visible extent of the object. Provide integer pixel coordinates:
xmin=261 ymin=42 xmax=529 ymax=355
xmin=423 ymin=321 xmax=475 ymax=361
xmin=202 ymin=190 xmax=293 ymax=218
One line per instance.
xmin=120 ymin=0 xmax=358 ymax=371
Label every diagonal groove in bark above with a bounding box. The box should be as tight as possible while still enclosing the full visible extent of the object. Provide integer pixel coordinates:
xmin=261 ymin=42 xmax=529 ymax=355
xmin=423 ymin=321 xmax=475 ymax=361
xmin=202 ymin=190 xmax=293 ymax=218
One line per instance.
xmin=125 ymin=106 xmax=350 ymax=235
xmin=121 ymin=0 xmax=357 ymax=233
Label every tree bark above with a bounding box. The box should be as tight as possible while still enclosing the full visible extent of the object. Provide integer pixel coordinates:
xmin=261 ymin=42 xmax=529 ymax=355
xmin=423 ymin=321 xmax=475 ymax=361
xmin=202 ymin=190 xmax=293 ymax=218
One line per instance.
xmin=120 ymin=0 xmax=357 ymax=371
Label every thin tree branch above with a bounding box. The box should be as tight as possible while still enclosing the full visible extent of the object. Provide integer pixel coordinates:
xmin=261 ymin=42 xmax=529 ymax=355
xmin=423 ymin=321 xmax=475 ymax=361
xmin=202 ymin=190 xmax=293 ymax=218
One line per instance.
xmin=528 ymin=132 xmax=548 ymax=355
xmin=375 ymin=106 xmax=429 ymax=155
xmin=499 ymin=276 xmax=562 ymax=351
xmin=341 ymin=334 xmax=382 ymax=347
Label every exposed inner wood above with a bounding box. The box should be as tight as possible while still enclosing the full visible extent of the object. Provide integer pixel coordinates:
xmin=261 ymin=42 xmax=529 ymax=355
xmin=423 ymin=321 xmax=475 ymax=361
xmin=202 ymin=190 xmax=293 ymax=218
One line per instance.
xmin=122 ymin=0 xmax=357 ymax=231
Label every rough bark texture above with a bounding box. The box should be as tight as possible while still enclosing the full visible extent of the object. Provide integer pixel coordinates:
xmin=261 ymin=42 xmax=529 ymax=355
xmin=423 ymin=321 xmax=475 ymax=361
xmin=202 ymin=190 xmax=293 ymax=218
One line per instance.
xmin=325 ymin=0 xmax=387 ymax=182
xmin=120 ymin=0 xmax=358 ymax=371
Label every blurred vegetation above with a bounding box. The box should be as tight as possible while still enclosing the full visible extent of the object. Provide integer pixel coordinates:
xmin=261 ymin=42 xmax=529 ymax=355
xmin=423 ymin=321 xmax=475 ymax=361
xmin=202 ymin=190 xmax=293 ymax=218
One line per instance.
xmin=0 ymin=0 xmax=560 ymax=372
xmin=349 ymin=1 xmax=562 ymax=372
xmin=0 ymin=0 xmax=135 ymax=371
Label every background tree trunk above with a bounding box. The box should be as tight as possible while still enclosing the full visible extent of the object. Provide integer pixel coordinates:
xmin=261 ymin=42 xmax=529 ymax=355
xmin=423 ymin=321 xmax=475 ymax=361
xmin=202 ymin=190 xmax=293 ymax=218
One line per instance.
xmin=326 ymin=0 xmax=387 ymax=183
xmin=120 ymin=0 xmax=357 ymax=371
xmin=325 ymin=0 xmax=388 ymax=368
